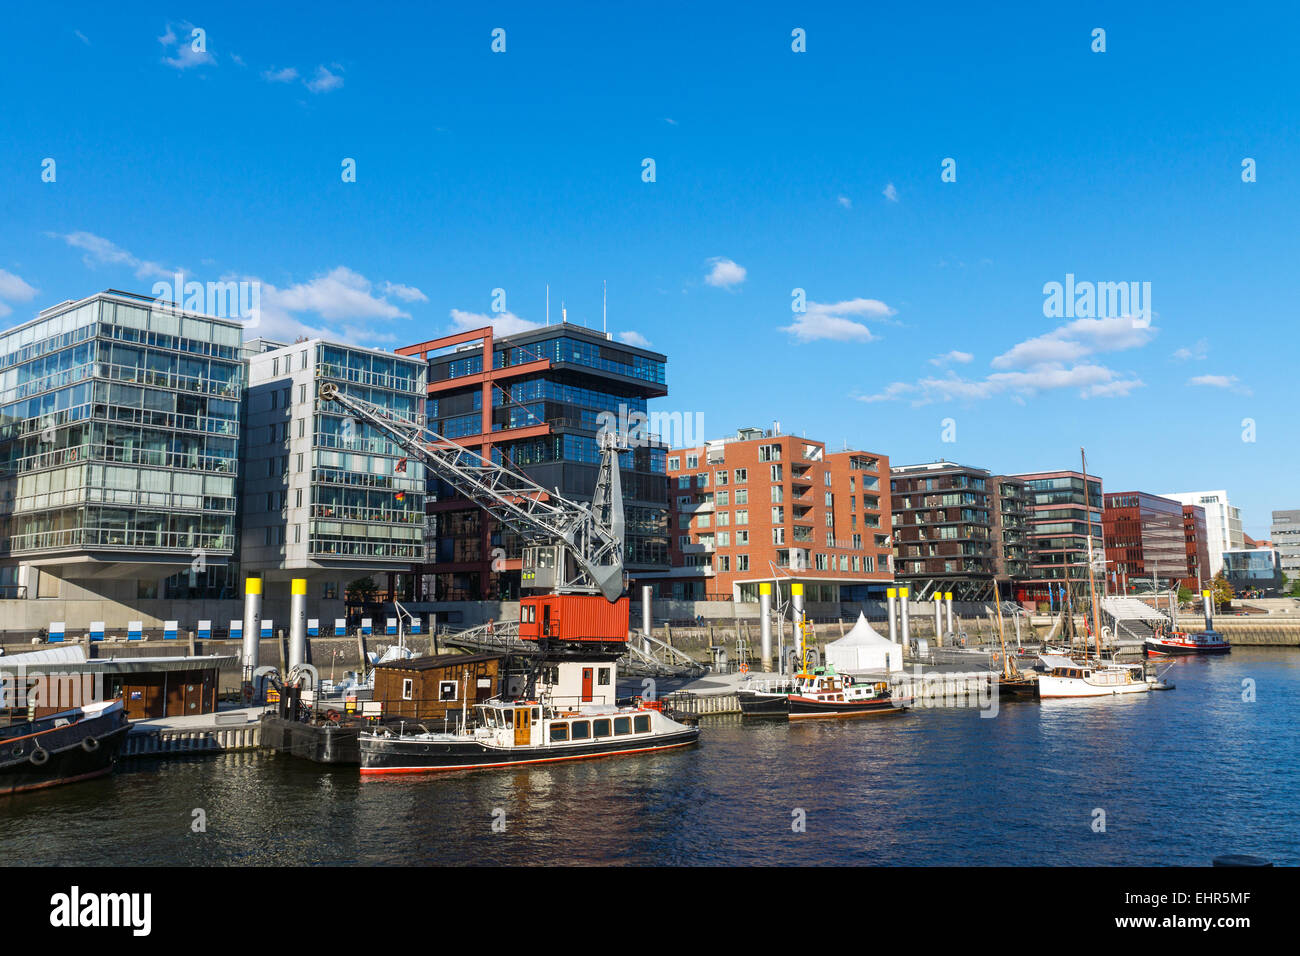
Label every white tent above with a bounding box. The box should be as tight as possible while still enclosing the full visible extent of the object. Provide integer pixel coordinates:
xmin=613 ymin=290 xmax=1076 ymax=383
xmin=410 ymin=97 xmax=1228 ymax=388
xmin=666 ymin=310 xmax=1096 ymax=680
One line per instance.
xmin=825 ymin=613 xmax=904 ymax=674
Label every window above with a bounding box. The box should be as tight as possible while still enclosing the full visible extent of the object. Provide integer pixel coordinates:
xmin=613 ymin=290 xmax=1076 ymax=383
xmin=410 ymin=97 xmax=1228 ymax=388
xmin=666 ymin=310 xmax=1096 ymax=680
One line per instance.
xmin=816 ymin=553 xmax=827 ymax=570
xmin=735 ymin=509 xmax=748 ymax=525
xmin=825 ymin=471 xmax=833 ymax=487
xmin=735 ymin=488 xmax=748 ymax=505
xmin=298 ymin=418 xmax=305 ymax=438
xmin=686 ymin=454 xmax=699 ymax=469
xmin=550 ymin=723 xmax=570 ymax=742
xmin=667 ymin=457 xmax=679 ymax=471
xmin=598 ymin=667 xmax=611 ymax=686
xmin=696 ymin=472 xmax=709 ymax=487
xmin=613 ymin=716 xmax=632 ymax=735
xmin=772 ymin=506 xmax=785 ymax=523
xmin=758 ymin=444 xmax=781 ymax=462
xmin=322 ymin=580 xmax=339 ymax=599
xmin=634 ymin=714 xmax=651 ymax=733
xmin=716 ymin=490 xmax=729 ymax=506
xmin=736 ymin=554 xmax=750 ymax=571
xmin=734 ymin=468 xmax=748 ymax=483
xmin=716 ymin=531 xmax=730 ymax=546
xmin=299 ymin=384 xmax=307 ymax=404
xmin=438 ymin=680 xmax=458 ymax=701
xmin=593 ymin=718 xmax=611 ymax=737
xmin=402 ymin=678 xmax=414 ymax=700
xmin=717 ymin=511 xmax=730 ymax=526
xmin=296 ymin=488 xmax=303 ymax=508
xmin=772 ymin=527 xmax=785 ymax=544
xmin=570 ymin=720 xmax=591 ymax=740
xmin=715 ymin=471 xmax=728 ymax=486
xmin=294 ymin=524 xmax=301 ymax=543
xmin=717 ymin=555 xmax=730 ymax=571
xmin=735 ymin=530 xmax=749 ymax=545
xmin=770 ymin=464 xmax=783 ymax=482
xmin=678 ymin=476 xmax=691 ymax=489
xmin=825 ymin=492 xmax=834 ymax=506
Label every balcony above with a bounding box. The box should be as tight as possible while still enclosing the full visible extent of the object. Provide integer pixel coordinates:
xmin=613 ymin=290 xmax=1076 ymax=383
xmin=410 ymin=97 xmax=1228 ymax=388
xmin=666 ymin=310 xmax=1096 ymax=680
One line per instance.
xmin=681 ymin=541 xmax=716 ymax=554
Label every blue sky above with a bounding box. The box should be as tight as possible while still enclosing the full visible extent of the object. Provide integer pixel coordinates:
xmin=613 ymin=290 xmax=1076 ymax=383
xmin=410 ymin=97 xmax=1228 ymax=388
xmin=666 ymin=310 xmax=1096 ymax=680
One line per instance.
xmin=0 ymin=3 xmax=1294 ymax=537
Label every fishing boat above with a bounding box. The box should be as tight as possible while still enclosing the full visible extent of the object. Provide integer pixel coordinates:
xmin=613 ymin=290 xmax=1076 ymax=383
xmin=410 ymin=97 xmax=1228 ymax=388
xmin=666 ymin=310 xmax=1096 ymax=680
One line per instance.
xmin=1144 ymin=627 xmax=1230 ymax=656
xmin=358 ymin=659 xmax=698 ymax=774
xmin=785 ymin=668 xmax=911 ymax=720
xmin=0 ymin=698 xmax=131 ymax=796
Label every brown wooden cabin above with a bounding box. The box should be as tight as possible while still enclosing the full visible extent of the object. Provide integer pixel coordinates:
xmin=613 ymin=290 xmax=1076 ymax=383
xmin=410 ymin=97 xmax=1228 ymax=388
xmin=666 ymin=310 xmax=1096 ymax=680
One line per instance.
xmin=372 ymin=653 xmax=504 ymax=721
xmin=0 ymin=655 xmax=229 ymax=721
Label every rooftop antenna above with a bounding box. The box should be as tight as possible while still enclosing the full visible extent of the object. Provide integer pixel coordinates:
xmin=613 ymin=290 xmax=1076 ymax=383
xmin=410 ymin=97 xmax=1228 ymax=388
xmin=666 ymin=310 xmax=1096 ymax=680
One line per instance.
xmin=561 ymin=300 xmax=567 ymax=324
xmin=603 ymin=279 xmax=607 ymax=333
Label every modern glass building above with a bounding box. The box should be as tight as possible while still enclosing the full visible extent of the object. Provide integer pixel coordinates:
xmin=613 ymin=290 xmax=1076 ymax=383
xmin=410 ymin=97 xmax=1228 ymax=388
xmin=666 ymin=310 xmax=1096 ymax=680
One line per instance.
xmin=240 ymin=339 xmax=426 ymax=610
xmin=1221 ymin=548 xmax=1285 ymax=595
xmin=0 ymin=291 xmax=243 ymax=608
xmin=397 ymin=323 xmax=670 ymax=601
xmin=1101 ymin=491 xmax=1189 ymax=593
xmin=1010 ymin=469 xmax=1105 ymax=603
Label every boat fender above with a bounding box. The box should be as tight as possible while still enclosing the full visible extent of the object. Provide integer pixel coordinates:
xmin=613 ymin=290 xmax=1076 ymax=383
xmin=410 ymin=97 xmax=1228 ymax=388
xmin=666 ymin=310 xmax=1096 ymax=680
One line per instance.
xmin=30 ymin=746 xmax=49 ymax=766
xmin=82 ymin=735 xmax=100 ymax=752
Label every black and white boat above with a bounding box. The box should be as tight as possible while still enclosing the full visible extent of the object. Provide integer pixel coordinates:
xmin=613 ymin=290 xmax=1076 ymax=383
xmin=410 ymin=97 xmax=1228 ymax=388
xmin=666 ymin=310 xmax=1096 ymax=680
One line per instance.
xmin=0 ymin=699 xmax=131 ymax=796
xmin=737 ymin=678 xmax=797 ymax=717
xmin=359 ymin=659 xmax=698 ymax=775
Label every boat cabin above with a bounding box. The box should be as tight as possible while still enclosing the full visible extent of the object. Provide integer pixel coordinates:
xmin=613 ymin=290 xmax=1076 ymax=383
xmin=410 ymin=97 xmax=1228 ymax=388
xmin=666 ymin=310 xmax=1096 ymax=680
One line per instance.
xmin=372 ymin=653 xmax=504 ymax=721
xmin=474 ymin=701 xmax=655 ymax=749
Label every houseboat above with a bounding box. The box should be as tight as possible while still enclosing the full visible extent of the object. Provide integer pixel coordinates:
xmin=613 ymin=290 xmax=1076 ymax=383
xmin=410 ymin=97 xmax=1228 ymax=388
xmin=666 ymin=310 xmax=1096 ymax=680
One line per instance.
xmin=358 ymin=659 xmax=698 ymax=774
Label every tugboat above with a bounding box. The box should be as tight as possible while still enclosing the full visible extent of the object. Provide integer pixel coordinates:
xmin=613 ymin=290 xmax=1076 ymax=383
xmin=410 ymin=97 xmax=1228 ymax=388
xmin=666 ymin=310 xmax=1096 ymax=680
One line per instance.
xmin=784 ymin=667 xmax=911 ymax=720
xmin=1 ymin=698 xmax=131 ymax=796
xmin=1144 ymin=626 xmax=1231 ymax=657
xmin=359 ymin=659 xmax=699 ymax=774
xmin=737 ymin=678 xmax=797 ymax=717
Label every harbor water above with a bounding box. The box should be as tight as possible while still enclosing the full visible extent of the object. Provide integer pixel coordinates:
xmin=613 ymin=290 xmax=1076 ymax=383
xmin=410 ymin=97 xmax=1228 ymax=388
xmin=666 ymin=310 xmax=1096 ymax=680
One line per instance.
xmin=2 ymin=648 xmax=1295 ymax=866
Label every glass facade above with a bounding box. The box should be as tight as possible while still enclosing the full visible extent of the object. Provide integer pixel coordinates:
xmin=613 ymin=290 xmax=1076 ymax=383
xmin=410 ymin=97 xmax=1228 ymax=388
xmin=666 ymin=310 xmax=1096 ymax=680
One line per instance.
xmin=0 ymin=294 xmax=242 ymax=561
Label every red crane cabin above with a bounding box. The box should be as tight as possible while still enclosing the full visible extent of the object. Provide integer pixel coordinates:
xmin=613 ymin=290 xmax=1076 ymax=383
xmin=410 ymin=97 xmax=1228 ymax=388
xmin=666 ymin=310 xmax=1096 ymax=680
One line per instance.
xmin=518 ymin=594 xmax=630 ymax=645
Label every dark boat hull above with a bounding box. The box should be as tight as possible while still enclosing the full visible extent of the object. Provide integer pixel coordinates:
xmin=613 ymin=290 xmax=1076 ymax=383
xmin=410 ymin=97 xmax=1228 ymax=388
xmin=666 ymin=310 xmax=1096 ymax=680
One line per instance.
xmin=360 ymin=726 xmax=700 ymax=774
xmin=260 ymin=713 xmax=362 ymax=764
xmin=737 ymin=690 xmax=791 ymax=717
xmin=0 ymin=706 xmax=130 ymax=796
xmin=998 ymin=678 xmax=1040 ymax=699
xmin=1144 ymin=640 xmax=1230 ymax=657
xmin=786 ymin=696 xmax=909 ymax=720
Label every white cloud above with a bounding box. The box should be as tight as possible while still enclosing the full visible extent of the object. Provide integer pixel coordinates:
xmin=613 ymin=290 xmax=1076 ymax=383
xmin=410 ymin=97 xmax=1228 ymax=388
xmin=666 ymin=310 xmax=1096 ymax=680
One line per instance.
xmin=269 ymin=267 xmax=408 ymax=321
xmin=992 ymin=315 xmax=1157 ymax=369
xmin=664 ymin=118 xmax=678 ymax=126
xmin=704 ymin=257 xmax=746 ymax=289
xmin=1173 ymin=338 xmax=1208 ymax=361
xmin=860 ymin=363 xmax=1144 ymax=405
xmin=929 ymin=350 xmax=973 ymax=367
xmin=1188 ymin=373 xmax=1251 ymax=395
xmin=74 ymin=30 xmax=90 ymax=46
xmin=617 ymin=330 xmax=652 ymax=347
xmin=306 ymin=64 xmax=344 ymax=93
xmin=262 ymin=66 xmax=298 ymax=83
xmin=158 ymin=22 xmax=216 ymax=70
xmin=837 ymin=195 xmax=852 ymax=209
xmin=0 ymin=270 xmax=38 ymax=314
xmin=50 ymin=231 xmax=174 ymax=280
xmin=449 ymin=308 xmax=540 ymax=337
xmin=781 ymin=297 xmax=896 ymax=343
xmin=882 ymin=182 xmax=899 ymax=202
xmin=380 ymin=281 xmax=428 ymax=303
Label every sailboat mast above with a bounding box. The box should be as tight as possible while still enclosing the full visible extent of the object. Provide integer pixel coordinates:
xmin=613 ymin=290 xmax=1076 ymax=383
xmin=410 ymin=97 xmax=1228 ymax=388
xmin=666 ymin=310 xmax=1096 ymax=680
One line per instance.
xmin=1081 ymin=447 xmax=1102 ymax=661
xmin=993 ymin=578 xmax=1009 ymax=679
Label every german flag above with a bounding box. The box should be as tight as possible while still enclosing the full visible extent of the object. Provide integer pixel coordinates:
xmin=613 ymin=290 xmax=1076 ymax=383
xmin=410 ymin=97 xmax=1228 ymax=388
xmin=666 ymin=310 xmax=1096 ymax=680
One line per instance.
xmin=395 ymin=490 xmax=406 ymax=503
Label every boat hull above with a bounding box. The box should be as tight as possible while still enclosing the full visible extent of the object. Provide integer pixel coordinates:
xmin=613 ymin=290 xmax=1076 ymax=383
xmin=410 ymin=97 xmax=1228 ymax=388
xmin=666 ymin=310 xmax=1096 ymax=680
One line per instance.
xmin=785 ymin=695 xmax=910 ymax=720
xmin=0 ymin=702 xmax=130 ymax=796
xmin=997 ymin=678 xmax=1039 ymax=699
xmin=1037 ymin=675 xmax=1154 ymax=699
xmin=360 ymin=726 xmax=700 ymax=774
xmin=737 ymin=690 xmax=791 ymax=717
xmin=1144 ymin=639 xmax=1230 ymax=657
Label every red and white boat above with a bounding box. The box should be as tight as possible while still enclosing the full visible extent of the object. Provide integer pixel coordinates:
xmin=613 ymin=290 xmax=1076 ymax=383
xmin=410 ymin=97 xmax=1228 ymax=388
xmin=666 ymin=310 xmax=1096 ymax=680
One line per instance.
xmin=785 ymin=668 xmax=912 ymax=720
xmin=1144 ymin=628 xmax=1230 ymax=656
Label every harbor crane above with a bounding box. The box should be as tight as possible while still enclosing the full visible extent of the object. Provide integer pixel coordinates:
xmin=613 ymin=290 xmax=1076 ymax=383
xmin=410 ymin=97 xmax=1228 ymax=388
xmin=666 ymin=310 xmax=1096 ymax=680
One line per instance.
xmin=318 ymin=381 xmax=631 ymax=655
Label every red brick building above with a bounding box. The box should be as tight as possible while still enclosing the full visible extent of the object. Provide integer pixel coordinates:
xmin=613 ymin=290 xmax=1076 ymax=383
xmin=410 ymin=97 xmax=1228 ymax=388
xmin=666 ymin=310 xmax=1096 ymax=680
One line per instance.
xmin=1102 ymin=491 xmax=1190 ymax=593
xmin=1183 ymin=504 xmax=1211 ymax=591
xmin=647 ymin=427 xmax=893 ymax=605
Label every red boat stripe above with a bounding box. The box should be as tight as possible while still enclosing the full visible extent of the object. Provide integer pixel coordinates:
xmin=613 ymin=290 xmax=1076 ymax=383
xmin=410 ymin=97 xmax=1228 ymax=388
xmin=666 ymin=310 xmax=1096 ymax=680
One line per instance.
xmin=359 ymin=739 xmax=696 ymax=775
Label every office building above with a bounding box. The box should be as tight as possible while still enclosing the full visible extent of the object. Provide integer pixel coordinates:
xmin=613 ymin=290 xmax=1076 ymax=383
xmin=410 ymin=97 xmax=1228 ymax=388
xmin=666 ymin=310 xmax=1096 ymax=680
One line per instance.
xmin=1270 ymin=509 xmax=1300 ymax=584
xmin=0 ymin=290 xmax=243 ymax=629
xmin=1182 ymin=504 xmax=1211 ymax=591
xmin=1221 ymin=548 xmax=1285 ymax=595
xmin=657 ymin=428 xmax=893 ymax=604
xmin=1159 ymin=490 xmax=1244 ymax=577
xmin=240 ymin=339 xmax=427 ymax=621
xmin=1101 ymin=491 xmax=1190 ymax=593
xmin=396 ymin=323 xmax=670 ymax=601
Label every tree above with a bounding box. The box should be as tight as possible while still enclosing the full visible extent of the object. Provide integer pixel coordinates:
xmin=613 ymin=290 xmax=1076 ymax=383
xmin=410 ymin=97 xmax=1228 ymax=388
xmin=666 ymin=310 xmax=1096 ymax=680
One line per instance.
xmin=1177 ymin=585 xmax=1193 ymax=605
xmin=347 ymin=576 xmax=379 ymax=603
xmin=1209 ymin=573 xmax=1235 ymax=611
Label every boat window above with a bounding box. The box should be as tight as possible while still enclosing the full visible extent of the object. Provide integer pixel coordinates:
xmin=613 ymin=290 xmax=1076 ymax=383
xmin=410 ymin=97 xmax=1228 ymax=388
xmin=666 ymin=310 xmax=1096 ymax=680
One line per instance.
xmin=633 ymin=714 xmax=650 ymax=733
xmin=570 ymin=720 xmax=591 ymax=740
xmin=550 ymin=723 xmax=569 ymax=742
xmin=502 ymin=709 xmax=513 ymax=729
xmin=593 ymin=718 xmax=611 ymax=737
xmin=614 ymin=716 xmax=631 ymax=735
xmin=532 ymin=707 xmax=540 ymax=722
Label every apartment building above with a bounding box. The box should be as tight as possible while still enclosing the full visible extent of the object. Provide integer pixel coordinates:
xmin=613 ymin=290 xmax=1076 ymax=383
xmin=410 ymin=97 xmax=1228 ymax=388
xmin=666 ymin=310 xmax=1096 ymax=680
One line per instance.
xmin=890 ymin=461 xmax=1026 ymax=601
xmin=1011 ymin=469 xmax=1104 ymax=603
xmin=239 ymin=339 xmax=427 ymax=620
xmin=396 ymin=323 xmax=670 ymax=602
xmin=1101 ymin=491 xmax=1190 ymax=593
xmin=1182 ymin=504 xmax=1211 ymax=591
xmin=655 ymin=428 xmax=892 ymax=604
xmin=0 ymin=290 xmax=243 ymax=628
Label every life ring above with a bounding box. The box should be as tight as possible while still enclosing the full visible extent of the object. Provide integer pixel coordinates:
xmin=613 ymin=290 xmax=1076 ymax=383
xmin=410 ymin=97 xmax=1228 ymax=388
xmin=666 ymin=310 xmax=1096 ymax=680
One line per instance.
xmin=30 ymin=747 xmax=49 ymax=766
xmin=326 ymin=709 xmax=342 ymax=723
xmin=82 ymin=736 xmax=100 ymax=753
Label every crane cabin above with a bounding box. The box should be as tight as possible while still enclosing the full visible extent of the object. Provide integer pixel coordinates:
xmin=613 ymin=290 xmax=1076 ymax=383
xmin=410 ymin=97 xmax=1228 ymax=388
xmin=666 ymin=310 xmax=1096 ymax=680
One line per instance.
xmin=518 ymin=593 xmax=630 ymax=650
